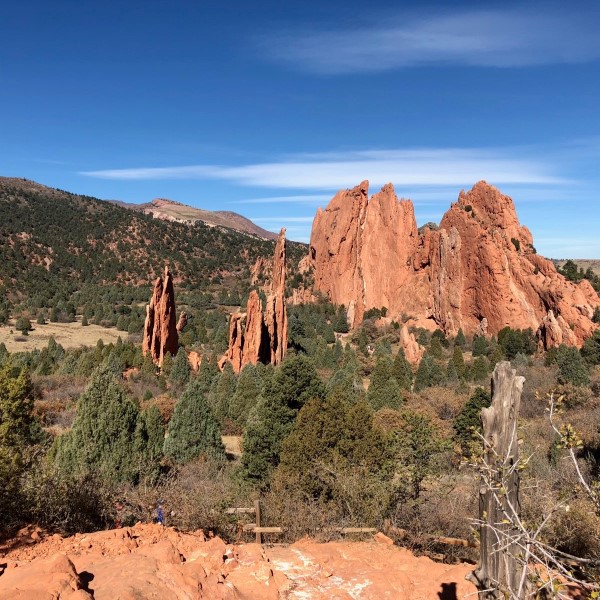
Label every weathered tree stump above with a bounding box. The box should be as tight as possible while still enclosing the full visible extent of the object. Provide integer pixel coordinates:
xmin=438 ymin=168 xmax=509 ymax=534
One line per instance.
xmin=468 ymin=361 xmax=527 ymax=599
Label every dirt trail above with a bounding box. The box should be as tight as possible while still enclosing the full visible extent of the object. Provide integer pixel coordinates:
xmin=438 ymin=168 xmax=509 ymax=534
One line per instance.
xmin=0 ymin=523 xmax=477 ymax=599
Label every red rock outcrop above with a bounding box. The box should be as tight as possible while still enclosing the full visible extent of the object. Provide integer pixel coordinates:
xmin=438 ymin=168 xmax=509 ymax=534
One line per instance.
xmin=221 ymin=229 xmax=288 ymax=373
xmin=399 ymin=325 xmax=425 ymax=365
xmin=142 ymin=266 xmax=179 ymax=367
xmin=307 ymin=181 xmax=600 ymax=348
xmin=0 ymin=523 xmax=478 ymax=600
xmin=176 ymin=312 xmax=188 ymax=332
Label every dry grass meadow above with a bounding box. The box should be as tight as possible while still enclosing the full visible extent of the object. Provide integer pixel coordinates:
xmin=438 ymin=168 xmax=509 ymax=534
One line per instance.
xmin=0 ymin=318 xmax=125 ymax=352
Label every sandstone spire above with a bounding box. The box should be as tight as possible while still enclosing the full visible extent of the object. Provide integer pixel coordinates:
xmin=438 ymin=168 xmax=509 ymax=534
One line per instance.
xmin=220 ymin=229 xmax=288 ymax=373
xmin=142 ymin=266 xmax=179 ymax=367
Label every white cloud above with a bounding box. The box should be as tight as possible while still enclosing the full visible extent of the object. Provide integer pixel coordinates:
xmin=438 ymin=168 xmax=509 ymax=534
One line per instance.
xmin=80 ymin=147 xmax=565 ymax=190
xmin=256 ymin=6 xmax=600 ymax=73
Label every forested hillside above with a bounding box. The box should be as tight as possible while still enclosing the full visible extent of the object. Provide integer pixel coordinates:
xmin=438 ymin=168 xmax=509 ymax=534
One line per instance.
xmin=0 ymin=177 xmax=306 ymax=322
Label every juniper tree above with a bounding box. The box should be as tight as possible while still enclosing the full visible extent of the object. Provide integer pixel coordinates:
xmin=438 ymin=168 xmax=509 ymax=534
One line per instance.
xmin=208 ymin=361 xmax=236 ymax=425
xmin=52 ymin=366 xmax=141 ymax=484
xmin=367 ymin=355 xmax=402 ymax=410
xmin=392 ymin=347 xmax=413 ymax=391
xmin=240 ymin=354 xmax=325 ymax=484
xmin=414 ymin=353 xmax=445 ymax=391
xmin=229 ymin=363 xmax=262 ymax=425
xmin=170 ymin=347 xmax=191 ymax=390
xmin=163 ymin=378 xmax=225 ymax=464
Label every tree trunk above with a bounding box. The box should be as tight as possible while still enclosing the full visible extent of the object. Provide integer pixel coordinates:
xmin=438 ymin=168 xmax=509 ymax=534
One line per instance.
xmin=469 ymin=361 xmax=527 ymax=599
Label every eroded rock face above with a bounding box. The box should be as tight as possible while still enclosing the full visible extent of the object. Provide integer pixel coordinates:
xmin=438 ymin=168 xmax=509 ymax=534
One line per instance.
xmin=142 ymin=266 xmax=179 ymax=367
xmin=221 ymin=229 xmax=288 ymax=373
xmin=307 ymin=181 xmax=600 ymax=347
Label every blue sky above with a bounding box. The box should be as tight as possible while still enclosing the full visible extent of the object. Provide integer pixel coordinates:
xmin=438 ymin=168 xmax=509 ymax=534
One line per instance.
xmin=1 ymin=1 xmax=599 ymax=256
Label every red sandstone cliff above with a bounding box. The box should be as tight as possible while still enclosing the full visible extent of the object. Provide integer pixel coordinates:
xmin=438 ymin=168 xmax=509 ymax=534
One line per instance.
xmin=142 ymin=266 xmax=179 ymax=367
xmin=307 ymin=181 xmax=599 ymax=348
xmin=221 ymin=229 xmax=288 ymax=373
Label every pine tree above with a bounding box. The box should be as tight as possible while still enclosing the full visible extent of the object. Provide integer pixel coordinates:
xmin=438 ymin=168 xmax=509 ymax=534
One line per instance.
xmin=451 ymin=346 xmax=467 ymax=380
xmin=229 ymin=364 xmax=262 ymax=425
xmin=332 ymin=305 xmax=350 ymax=333
xmin=0 ymin=366 xmax=37 ymax=506
xmin=240 ymin=355 xmax=325 ymax=483
xmin=170 ymin=347 xmax=191 ymax=390
xmin=52 ymin=366 xmax=141 ymax=483
xmin=555 ymin=345 xmax=590 ymax=386
xmin=428 ymin=335 xmax=444 ymax=358
xmin=453 ymin=387 xmax=491 ymax=456
xmin=134 ymin=405 xmax=165 ymax=481
xmin=163 ymin=378 xmax=225 ymax=463
xmin=277 ymin=393 xmax=386 ymax=499
xmin=472 ymin=335 xmax=488 ymax=357
xmin=414 ymin=354 xmax=445 ymax=391
xmin=209 ymin=361 xmax=236 ymax=424
xmin=367 ymin=355 xmax=402 ymax=410
xmin=455 ymin=328 xmax=466 ymax=348
xmin=392 ymin=348 xmax=413 ymax=390
xmin=471 ymin=355 xmax=490 ymax=381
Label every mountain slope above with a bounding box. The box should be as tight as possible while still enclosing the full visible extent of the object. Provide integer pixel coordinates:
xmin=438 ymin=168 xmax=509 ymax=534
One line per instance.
xmin=120 ymin=197 xmax=278 ymax=240
xmin=0 ymin=177 xmax=305 ymax=307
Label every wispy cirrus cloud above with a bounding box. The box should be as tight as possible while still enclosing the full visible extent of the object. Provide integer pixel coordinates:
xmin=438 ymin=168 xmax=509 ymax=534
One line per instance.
xmin=255 ymin=6 xmax=600 ymax=74
xmin=80 ymin=147 xmax=565 ymax=190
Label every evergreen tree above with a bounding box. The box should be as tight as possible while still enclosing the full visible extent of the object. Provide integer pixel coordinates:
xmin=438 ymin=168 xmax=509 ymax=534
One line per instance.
xmin=209 ymin=361 xmax=236 ymax=424
xmin=277 ymin=393 xmax=386 ymax=500
xmin=580 ymin=330 xmax=600 ymax=366
xmin=170 ymin=347 xmax=191 ymax=390
xmin=229 ymin=364 xmax=262 ymax=425
xmin=163 ymin=378 xmax=225 ymax=463
xmin=240 ymin=355 xmax=325 ymax=483
xmin=53 ymin=366 xmax=141 ymax=483
xmin=428 ymin=335 xmax=444 ymax=358
xmin=450 ymin=346 xmax=467 ymax=380
xmin=327 ymin=363 xmax=364 ymax=403
xmin=446 ymin=358 xmax=459 ymax=382
xmin=332 ymin=305 xmax=350 ymax=333
xmin=81 ymin=314 xmax=89 ymax=327
xmin=392 ymin=348 xmax=413 ymax=391
xmin=555 ymin=345 xmax=590 ymax=386
xmin=453 ymin=387 xmax=491 ymax=456
xmin=134 ymin=405 xmax=164 ymax=480
xmin=471 ymin=355 xmax=490 ymax=382
xmin=414 ymin=354 xmax=445 ymax=391
xmin=358 ymin=328 xmax=369 ymax=356
xmin=0 ymin=366 xmax=37 ymax=514
xmin=367 ymin=355 xmax=402 ymax=410
xmin=454 ymin=328 xmax=466 ymax=348
xmin=472 ymin=335 xmax=488 ymax=357
xmin=324 ymin=324 xmax=336 ymax=344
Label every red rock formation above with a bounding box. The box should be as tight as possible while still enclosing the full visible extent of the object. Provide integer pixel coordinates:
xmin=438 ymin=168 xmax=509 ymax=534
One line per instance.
xmin=176 ymin=312 xmax=188 ymax=332
xmin=142 ymin=266 xmax=179 ymax=367
xmin=221 ymin=229 xmax=288 ymax=373
xmin=188 ymin=351 xmax=202 ymax=372
xmin=0 ymin=523 xmax=478 ymax=600
xmin=399 ymin=325 xmax=425 ymax=365
xmin=307 ymin=181 xmax=600 ymax=347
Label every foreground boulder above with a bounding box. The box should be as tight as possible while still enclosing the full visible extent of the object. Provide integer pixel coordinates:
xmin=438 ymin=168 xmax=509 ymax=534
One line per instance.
xmin=142 ymin=266 xmax=179 ymax=367
xmin=307 ymin=181 xmax=600 ymax=347
xmin=221 ymin=228 xmax=288 ymax=373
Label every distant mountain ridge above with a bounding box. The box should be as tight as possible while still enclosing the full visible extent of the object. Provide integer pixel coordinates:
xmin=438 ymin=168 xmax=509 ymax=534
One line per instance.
xmin=109 ymin=196 xmax=278 ymax=240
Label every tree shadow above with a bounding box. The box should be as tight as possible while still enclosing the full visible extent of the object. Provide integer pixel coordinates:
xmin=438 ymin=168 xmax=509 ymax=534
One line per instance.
xmin=438 ymin=582 xmax=458 ymax=600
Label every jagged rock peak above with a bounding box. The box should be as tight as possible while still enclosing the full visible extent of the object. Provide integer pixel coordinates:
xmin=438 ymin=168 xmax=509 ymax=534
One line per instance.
xmin=305 ymin=180 xmax=600 ymax=346
xmin=220 ymin=230 xmax=288 ymax=373
xmin=142 ymin=266 xmax=179 ymax=367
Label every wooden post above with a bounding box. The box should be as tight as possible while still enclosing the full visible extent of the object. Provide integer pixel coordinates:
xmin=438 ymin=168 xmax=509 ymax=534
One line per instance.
xmin=254 ymin=499 xmax=262 ymax=544
xmin=469 ymin=361 xmax=527 ymax=599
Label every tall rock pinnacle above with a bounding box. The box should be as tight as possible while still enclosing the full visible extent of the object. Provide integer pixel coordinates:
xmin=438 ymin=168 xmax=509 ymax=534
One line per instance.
xmin=142 ymin=266 xmax=179 ymax=367
xmin=220 ymin=228 xmax=288 ymax=373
